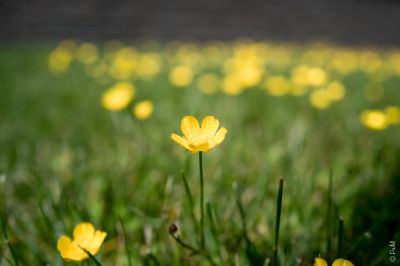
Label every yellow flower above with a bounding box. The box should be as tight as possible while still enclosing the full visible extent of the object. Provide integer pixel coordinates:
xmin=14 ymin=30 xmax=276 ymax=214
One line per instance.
xmin=171 ymin=116 xmax=227 ymax=153
xmin=314 ymin=258 xmax=354 ymax=266
xmin=101 ymin=82 xmax=135 ymax=111
xmin=360 ymin=110 xmax=388 ymax=130
xmin=57 ymin=222 xmax=107 ymax=261
xmin=133 ymin=100 xmax=154 ymax=120
xmin=169 ymin=65 xmax=193 ymax=87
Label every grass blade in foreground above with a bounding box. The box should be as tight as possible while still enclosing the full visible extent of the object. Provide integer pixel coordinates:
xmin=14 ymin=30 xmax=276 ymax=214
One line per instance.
xmin=337 ymin=216 xmax=344 ymax=258
xmin=273 ymin=177 xmax=284 ymax=266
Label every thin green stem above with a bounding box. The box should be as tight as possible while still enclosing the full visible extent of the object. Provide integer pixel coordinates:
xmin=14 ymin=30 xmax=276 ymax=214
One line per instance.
xmin=181 ymin=171 xmax=199 ymax=243
xmin=80 ymin=247 xmax=102 ymax=266
xmin=0 ymin=214 xmax=19 ymax=266
xmin=337 ymin=216 xmax=344 ymax=258
xmin=273 ymin=177 xmax=284 ymax=266
xmin=326 ymin=170 xmax=333 ymax=261
xmin=233 ymin=184 xmax=249 ymax=242
xmin=119 ymin=216 xmax=132 ymax=266
xmin=199 ymin=152 xmax=205 ymax=250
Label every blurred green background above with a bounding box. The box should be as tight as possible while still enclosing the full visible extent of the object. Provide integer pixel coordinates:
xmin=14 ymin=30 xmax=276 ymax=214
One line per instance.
xmin=0 ymin=40 xmax=400 ymax=265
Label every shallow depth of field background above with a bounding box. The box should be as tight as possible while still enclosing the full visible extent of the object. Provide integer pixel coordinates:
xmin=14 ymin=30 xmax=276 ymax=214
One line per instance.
xmin=1 ymin=1 xmax=400 ymax=265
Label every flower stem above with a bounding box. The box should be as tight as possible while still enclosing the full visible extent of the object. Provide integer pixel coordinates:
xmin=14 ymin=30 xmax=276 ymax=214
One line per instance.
xmin=273 ymin=177 xmax=284 ymax=266
xmin=199 ymin=152 xmax=205 ymax=250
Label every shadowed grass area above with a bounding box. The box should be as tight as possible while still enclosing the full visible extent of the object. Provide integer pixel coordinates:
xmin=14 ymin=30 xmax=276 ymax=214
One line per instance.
xmin=0 ymin=41 xmax=399 ymax=265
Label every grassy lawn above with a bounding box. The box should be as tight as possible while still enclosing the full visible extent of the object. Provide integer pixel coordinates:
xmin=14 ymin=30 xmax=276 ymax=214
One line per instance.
xmin=0 ymin=41 xmax=399 ymax=265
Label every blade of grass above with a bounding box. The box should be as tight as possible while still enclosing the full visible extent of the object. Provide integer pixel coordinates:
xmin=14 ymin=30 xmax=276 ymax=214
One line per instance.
xmin=326 ymin=170 xmax=333 ymax=261
xmin=337 ymin=216 xmax=344 ymax=258
xmin=273 ymin=177 xmax=284 ymax=266
xmin=180 ymin=170 xmax=199 ymax=244
xmin=81 ymin=247 xmax=102 ymax=266
xmin=0 ymin=213 xmax=19 ymax=266
xmin=119 ymin=216 xmax=132 ymax=266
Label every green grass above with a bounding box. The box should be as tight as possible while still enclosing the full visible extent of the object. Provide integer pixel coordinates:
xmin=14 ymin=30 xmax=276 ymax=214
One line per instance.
xmin=0 ymin=42 xmax=399 ymax=265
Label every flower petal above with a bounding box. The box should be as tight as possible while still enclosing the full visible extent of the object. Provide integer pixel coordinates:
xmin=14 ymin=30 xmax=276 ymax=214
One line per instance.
xmin=57 ymin=235 xmax=87 ymax=261
xmin=181 ymin=116 xmax=200 ymax=139
xmin=201 ymin=116 xmax=219 ymax=137
xmin=171 ymin=133 xmax=192 ymax=151
xmin=314 ymin=258 xmax=328 ymax=266
xmin=87 ymin=230 xmax=107 ymax=255
xmin=73 ymin=223 xmax=95 ymax=246
xmin=332 ymin=259 xmax=354 ymax=266
xmin=212 ymin=127 xmax=227 ymax=146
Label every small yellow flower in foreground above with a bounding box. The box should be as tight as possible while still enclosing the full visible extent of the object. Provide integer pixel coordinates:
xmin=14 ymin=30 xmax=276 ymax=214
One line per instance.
xmin=314 ymin=258 xmax=354 ymax=266
xmin=171 ymin=116 xmax=227 ymax=153
xmin=133 ymin=100 xmax=154 ymax=120
xmin=101 ymin=82 xmax=135 ymax=111
xmin=360 ymin=109 xmax=387 ymax=130
xmin=57 ymin=222 xmax=107 ymax=261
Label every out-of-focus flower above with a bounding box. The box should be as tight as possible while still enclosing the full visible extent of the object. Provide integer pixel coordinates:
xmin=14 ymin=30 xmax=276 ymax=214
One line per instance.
xmin=314 ymin=258 xmax=354 ymax=266
xmin=171 ymin=116 xmax=227 ymax=153
xmin=109 ymin=47 xmax=137 ymax=80
xmin=325 ymin=81 xmax=346 ymax=101
xmin=309 ymin=89 xmax=331 ymax=109
xmin=360 ymin=110 xmax=388 ymax=130
xmin=57 ymin=222 xmax=107 ymax=261
xmin=307 ymin=67 xmax=327 ymax=86
xmin=137 ymin=53 xmax=162 ymax=79
xmin=197 ymin=73 xmax=219 ymax=95
xmin=222 ymin=75 xmax=243 ymax=95
xmin=385 ymin=106 xmax=400 ymax=124
xmin=169 ymin=65 xmax=193 ymax=87
xmin=77 ymin=43 xmax=98 ymax=64
xmin=101 ymin=82 xmax=135 ymax=111
xmin=264 ymin=76 xmax=290 ymax=96
xmin=48 ymin=47 xmax=73 ymax=74
xmin=133 ymin=100 xmax=154 ymax=120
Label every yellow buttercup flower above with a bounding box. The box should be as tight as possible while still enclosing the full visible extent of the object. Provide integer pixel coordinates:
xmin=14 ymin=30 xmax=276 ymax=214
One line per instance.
xmin=314 ymin=258 xmax=354 ymax=266
xmin=360 ymin=110 xmax=387 ymax=130
xmin=101 ymin=82 xmax=135 ymax=111
xmin=133 ymin=100 xmax=154 ymax=120
xmin=57 ymin=222 xmax=107 ymax=261
xmin=171 ymin=116 xmax=227 ymax=153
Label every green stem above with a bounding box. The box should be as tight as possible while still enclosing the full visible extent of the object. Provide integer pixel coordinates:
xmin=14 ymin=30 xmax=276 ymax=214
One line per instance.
xmin=80 ymin=247 xmax=102 ymax=266
xmin=181 ymin=171 xmax=199 ymax=243
xmin=199 ymin=152 xmax=205 ymax=250
xmin=273 ymin=177 xmax=284 ymax=266
xmin=337 ymin=216 xmax=344 ymax=258
xmin=326 ymin=170 xmax=333 ymax=261
xmin=0 ymin=214 xmax=19 ymax=266
xmin=119 ymin=216 xmax=132 ymax=266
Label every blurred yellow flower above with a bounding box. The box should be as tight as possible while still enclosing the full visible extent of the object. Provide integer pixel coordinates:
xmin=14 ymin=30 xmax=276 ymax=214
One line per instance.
xmin=101 ymin=82 xmax=135 ymax=111
xmin=309 ymin=89 xmax=331 ymax=109
xmin=77 ymin=43 xmax=98 ymax=64
xmin=197 ymin=73 xmax=219 ymax=95
xmin=360 ymin=110 xmax=388 ymax=130
xmin=48 ymin=47 xmax=73 ymax=74
xmin=314 ymin=258 xmax=354 ymax=266
xmin=325 ymin=81 xmax=346 ymax=101
xmin=133 ymin=100 xmax=154 ymax=120
xmin=222 ymin=75 xmax=243 ymax=95
xmin=307 ymin=67 xmax=327 ymax=86
xmin=110 ymin=47 xmax=137 ymax=80
xmin=171 ymin=116 xmax=227 ymax=153
xmin=385 ymin=106 xmax=400 ymax=124
xmin=137 ymin=53 xmax=162 ymax=79
xmin=169 ymin=65 xmax=193 ymax=87
xmin=57 ymin=222 xmax=107 ymax=261
xmin=265 ymin=76 xmax=290 ymax=96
